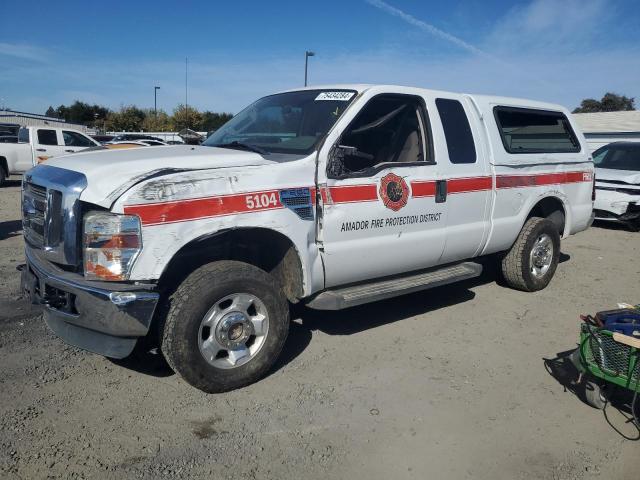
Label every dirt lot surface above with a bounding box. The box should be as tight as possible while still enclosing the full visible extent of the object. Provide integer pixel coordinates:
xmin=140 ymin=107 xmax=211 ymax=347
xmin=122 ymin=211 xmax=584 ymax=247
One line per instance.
xmin=1 ymin=180 xmax=639 ymax=479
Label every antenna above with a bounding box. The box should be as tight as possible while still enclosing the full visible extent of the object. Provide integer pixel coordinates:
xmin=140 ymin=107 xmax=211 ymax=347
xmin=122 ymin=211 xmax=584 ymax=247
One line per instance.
xmin=185 ymin=57 xmax=189 ymax=129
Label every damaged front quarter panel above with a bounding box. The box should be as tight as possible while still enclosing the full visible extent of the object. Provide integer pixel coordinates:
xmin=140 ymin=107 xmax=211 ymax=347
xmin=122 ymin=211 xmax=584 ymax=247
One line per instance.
xmin=105 ymin=168 xmax=193 ymax=206
xmin=109 ymin=157 xmax=323 ymax=296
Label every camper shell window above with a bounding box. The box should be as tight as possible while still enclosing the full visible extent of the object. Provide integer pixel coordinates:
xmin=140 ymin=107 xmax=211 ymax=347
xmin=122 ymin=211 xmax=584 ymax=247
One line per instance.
xmin=493 ymin=107 xmax=580 ymax=154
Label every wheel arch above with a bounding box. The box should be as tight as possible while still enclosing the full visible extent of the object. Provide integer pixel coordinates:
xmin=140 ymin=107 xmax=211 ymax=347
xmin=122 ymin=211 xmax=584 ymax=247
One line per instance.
xmin=157 ymin=227 xmax=306 ymax=303
xmin=525 ymin=194 xmax=568 ymax=237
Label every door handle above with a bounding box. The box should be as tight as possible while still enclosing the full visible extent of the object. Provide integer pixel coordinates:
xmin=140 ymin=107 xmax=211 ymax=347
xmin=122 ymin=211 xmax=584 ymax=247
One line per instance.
xmin=36 ymin=148 xmax=46 ymax=152
xmin=65 ymin=149 xmax=74 ymax=153
xmin=435 ymin=180 xmax=447 ymax=203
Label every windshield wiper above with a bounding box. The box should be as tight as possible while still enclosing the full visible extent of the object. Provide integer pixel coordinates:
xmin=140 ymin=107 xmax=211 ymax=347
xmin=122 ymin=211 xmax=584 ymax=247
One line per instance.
xmin=214 ymin=141 xmax=269 ymax=155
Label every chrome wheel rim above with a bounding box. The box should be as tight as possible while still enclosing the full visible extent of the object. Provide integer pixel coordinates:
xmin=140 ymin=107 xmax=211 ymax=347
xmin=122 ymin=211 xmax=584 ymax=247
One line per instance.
xmin=198 ymin=293 xmax=269 ymax=369
xmin=530 ymin=233 xmax=554 ymax=278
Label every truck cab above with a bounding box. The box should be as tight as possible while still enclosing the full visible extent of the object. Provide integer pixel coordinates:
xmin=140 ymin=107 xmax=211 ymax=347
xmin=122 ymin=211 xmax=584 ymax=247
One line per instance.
xmin=0 ymin=126 xmax=99 ymax=185
xmin=20 ymin=85 xmax=594 ymax=392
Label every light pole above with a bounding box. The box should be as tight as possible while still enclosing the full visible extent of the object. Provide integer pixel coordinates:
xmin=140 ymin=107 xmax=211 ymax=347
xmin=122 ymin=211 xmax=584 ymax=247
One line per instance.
xmin=154 ymin=86 xmax=161 ymax=116
xmin=304 ymin=51 xmax=315 ymax=87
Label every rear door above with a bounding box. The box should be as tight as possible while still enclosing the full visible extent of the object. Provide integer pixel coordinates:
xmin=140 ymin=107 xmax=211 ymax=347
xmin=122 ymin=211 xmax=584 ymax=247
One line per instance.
xmin=62 ymin=130 xmax=98 ymax=153
xmin=317 ymin=92 xmax=449 ymax=287
xmin=34 ymin=128 xmax=65 ymax=162
xmin=434 ymin=96 xmax=492 ymax=263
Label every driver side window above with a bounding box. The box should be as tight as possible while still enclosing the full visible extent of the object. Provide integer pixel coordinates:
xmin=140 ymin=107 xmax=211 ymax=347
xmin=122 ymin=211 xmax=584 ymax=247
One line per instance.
xmin=331 ymin=95 xmax=431 ymax=177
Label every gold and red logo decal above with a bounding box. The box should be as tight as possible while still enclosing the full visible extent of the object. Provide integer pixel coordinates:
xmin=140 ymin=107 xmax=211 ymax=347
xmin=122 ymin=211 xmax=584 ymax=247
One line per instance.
xmin=379 ymin=173 xmax=409 ymax=211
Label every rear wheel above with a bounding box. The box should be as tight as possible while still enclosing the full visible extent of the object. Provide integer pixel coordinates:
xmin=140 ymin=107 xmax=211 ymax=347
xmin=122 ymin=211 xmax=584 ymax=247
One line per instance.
xmin=501 ymin=217 xmax=561 ymax=291
xmin=0 ymin=165 xmax=6 ymax=187
xmin=160 ymin=260 xmax=290 ymax=393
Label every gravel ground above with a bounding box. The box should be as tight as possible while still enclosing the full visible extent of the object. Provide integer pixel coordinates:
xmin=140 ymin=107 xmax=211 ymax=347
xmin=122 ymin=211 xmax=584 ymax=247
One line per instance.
xmin=1 ymin=180 xmax=639 ymax=479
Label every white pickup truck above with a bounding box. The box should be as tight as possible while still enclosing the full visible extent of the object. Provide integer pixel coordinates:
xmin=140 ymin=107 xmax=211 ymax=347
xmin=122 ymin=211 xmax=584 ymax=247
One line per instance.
xmin=0 ymin=126 xmax=99 ymax=185
xmin=20 ymin=85 xmax=595 ymax=392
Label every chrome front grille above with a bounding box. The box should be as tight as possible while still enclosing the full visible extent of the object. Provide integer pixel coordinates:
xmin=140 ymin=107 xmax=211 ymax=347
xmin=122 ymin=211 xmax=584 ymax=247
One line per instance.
xmin=23 ymin=182 xmax=48 ymax=247
xmin=22 ymin=166 xmax=87 ymax=266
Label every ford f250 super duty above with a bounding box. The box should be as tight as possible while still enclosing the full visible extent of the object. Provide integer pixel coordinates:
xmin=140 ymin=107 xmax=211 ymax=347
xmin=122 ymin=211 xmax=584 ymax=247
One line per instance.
xmin=20 ymin=85 xmax=595 ymax=392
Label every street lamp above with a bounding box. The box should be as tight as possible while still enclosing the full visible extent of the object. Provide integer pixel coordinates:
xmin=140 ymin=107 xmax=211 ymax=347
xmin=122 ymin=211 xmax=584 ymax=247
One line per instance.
xmin=154 ymin=86 xmax=161 ymax=116
xmin=304 ymin=51 xmax=315 ymax=87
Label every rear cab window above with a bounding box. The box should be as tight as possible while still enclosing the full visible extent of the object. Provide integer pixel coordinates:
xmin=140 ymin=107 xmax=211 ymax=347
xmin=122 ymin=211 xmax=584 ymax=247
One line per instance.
xmin=493 ymin=107 xmax=580 ymax=154
xmin=37 ymin=129 xmax=59 ymax=146
xmin=18 ymin=128 xmax=30 ymax=143
xmin=436 ymin=98 xmax=477 ymax=164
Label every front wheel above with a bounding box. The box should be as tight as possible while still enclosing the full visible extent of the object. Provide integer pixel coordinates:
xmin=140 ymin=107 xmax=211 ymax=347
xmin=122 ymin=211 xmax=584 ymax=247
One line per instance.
xmin=501 ymin=217 xmax=561 ymax=292
xmin=160 ymin=260 xmax=290 ymax=393
xmin=0 ymin=166 xmax=6 ymax=187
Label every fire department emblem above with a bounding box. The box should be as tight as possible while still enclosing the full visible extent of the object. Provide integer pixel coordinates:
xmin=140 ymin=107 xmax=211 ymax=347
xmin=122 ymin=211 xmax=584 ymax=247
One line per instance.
xmin=379 ymin=173 xmax=409 ymax=211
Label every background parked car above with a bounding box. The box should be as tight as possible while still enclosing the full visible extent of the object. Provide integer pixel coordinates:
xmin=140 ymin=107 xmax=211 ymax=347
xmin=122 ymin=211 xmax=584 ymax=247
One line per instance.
xmin=79 ymin=140 xmax=169 ymax=152
xmin=111 ymin=134 xmax=165 ymax=143
xmin=106 ymin=140 xmax=168 ymax=147
xmin=593 ymin=141 xmax=640 ymax=230
xmin=0 ymin=126 xmax=99 ymax=185
xmin=90 ymin=134 xmax=115 ymax=144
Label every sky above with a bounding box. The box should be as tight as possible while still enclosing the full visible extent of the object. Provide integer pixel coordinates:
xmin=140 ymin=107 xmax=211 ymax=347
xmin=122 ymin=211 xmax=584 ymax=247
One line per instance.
xmin=1 ymin=0 xmax=639 ymax=115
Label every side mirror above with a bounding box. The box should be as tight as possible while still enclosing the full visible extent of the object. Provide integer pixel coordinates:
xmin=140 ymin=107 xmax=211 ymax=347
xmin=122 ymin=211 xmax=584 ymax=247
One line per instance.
xmin=336 ymin=145 xmax=374 ymax=161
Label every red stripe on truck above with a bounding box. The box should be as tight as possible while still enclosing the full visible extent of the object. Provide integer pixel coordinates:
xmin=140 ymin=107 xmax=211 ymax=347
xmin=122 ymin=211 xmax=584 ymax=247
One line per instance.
xmin=125 ymin=171 xmax=591 ymax=226
xmin=496 ymin=171 xmax=590 ymax=189
xmin=410 ymin=180 xmax=436 ymax=197
xmin=125 ymin=189 xmax=285 ymax=226
xmin=326 ymin=184 xmax=378 ymax=204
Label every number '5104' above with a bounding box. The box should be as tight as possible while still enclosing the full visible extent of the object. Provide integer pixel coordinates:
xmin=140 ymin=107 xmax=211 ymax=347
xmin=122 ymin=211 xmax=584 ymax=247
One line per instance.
xmin=245 ymin=192 xmax=278 ymax=210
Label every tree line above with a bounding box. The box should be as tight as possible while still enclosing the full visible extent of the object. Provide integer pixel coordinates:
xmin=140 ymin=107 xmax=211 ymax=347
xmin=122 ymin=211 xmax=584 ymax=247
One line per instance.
xmin=45 ymin=101 xmax=233 ymax=132
xmin=572 ymin=92 xmax=635 ymax=113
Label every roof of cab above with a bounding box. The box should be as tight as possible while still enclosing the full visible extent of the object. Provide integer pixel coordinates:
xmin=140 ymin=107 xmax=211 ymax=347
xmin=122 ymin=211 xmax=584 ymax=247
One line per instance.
xmin=276 ymin=84 xmax=570 ymax=114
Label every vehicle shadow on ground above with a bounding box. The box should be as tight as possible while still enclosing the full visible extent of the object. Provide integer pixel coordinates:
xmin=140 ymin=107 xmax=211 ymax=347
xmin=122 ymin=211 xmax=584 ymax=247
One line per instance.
xmin=592 ymin=220 xmax=638 ymax=233
xmin=286 ymin=256 xmax=513 ymax=341
xmin=2 ymin=180 xmax=22 ymax=188
xmin=544 ymin=350 xmax=640 ymax=441
xmin=292 ymin=253 xmax=574 ymax=338
xmin=109 ymin=348 xmax=175 ymax=378
xmin=0 ymin=219 xmax=22 ymax=241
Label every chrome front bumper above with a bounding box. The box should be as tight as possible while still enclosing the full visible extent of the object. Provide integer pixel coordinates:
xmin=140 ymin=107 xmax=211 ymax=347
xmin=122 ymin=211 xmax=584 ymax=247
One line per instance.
xmin=21 ymin=247 xmax=160 ymax=358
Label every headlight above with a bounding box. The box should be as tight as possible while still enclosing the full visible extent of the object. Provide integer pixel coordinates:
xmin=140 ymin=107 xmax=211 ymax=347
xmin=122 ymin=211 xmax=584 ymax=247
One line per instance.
xmin=83 ymin=212 xmax=142 ymax=281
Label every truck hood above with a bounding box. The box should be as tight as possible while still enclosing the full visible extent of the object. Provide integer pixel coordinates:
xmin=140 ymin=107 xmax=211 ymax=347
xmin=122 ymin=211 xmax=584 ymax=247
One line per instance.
xmin=595 ymin=167 xmax=640 ymax=185
xmin=45 ymin=145 xmax=272 ymax=206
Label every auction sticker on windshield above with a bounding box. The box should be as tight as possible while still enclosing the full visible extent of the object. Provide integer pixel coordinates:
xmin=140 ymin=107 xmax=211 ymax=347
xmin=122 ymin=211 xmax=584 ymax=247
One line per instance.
xmin=315 ymin=91 xmax=355 ymax=101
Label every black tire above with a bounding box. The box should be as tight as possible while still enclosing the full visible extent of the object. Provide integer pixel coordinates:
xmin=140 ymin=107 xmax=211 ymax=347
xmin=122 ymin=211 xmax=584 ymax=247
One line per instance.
xmin=501 ymin=217 xmax=561 ymax=292
xmin=584 ymin=379 xmax=607 ymax=410
xmin=160 ymin=260 xmax=289 ymax=393
xmin=0 ymin=165 xmax=6 ymax=187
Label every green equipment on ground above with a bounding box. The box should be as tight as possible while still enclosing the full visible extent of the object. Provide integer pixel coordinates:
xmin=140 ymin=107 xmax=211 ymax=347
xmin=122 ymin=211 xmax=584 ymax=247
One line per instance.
xmin=572 ymin=306 xmax=640 ymax=427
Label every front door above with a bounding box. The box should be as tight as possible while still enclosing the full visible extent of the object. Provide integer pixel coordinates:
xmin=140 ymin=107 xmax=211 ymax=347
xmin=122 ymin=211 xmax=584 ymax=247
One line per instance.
xmin=62 ymin=130 xmax=98 ymax=153
xmin=318 ymin=93 xmax=448 ymax=288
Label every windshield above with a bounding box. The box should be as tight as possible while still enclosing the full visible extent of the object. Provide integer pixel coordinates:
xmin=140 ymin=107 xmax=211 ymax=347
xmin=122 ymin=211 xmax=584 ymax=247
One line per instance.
xmin=593 ymin=143 xmax=640 ymax=171
xmin=203 ymin=89 xmax=357 ymax=155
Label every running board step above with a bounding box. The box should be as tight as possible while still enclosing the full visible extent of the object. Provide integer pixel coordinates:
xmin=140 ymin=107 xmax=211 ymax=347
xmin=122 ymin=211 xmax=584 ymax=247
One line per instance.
xmin=307 ymin=262 xmax=482 ymax=310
